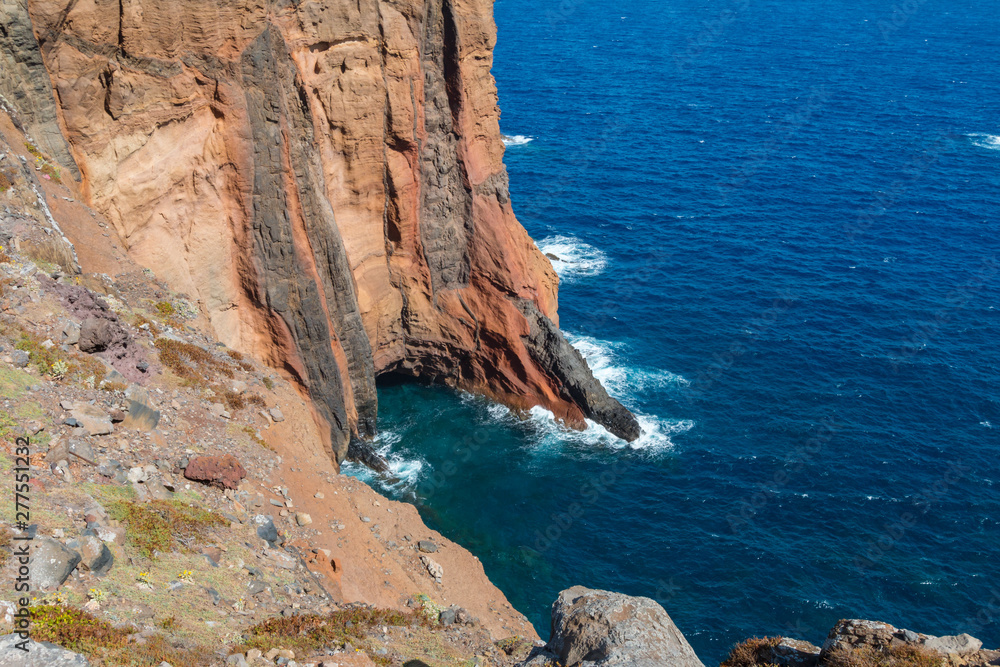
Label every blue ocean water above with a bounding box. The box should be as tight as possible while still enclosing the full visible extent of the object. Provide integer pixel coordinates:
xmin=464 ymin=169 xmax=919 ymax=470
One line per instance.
xmin=348 ymin=0 xmax=1000 ymax=662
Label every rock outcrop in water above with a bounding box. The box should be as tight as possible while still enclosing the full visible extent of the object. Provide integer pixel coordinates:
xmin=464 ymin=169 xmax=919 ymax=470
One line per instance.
xmin=0 ymin=0 xmax=639 ymax=464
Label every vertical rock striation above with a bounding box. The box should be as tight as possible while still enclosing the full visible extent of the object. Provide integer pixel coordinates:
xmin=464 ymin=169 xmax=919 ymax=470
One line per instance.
xmin=1 ymin=0 xmax=639 ymax=462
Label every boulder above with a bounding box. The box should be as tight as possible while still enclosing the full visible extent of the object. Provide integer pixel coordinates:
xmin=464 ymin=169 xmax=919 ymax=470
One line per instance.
xmin=184 ymin=454 xmax=246 ymax=489
xmin=11 ymin=350 xmax=30 ymax=368
xmin=256 ymin=516 xmax=279 ymax=545
xmin=29 ymin=537 xmax=82 ymax=590
xmin=77 ymin=535 xmax=114 ymax=576
xmin=546 ymin=586 xmax=704 ymax=667
xmin=420 ymin=555 xmax=443 ymax=583
xmin=0 ymin=634 xmax=90 ymax=665
xmin=269 ymin=407 xmax=285 ymax=422
xmin=923 ymin=634 xmax=983 ymax=655
xmin=62 ymin=321 xmax=81 ymax=345
xmin=78 ymin=316 xmax=127 ymax=354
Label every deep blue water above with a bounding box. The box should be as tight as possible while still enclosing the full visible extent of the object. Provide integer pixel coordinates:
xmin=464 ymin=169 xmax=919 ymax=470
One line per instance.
xmin=348 ymin=0 xmax=1000 ymax=662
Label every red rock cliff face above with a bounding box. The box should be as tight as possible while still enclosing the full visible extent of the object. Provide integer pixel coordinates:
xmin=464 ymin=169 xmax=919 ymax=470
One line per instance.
xmin=2 ymin=0 xmax=639 ymax=461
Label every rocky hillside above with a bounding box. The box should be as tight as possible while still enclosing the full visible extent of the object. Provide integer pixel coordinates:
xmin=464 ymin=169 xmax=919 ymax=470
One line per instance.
xmin=0 ymin=0 xmax=638 ymax=467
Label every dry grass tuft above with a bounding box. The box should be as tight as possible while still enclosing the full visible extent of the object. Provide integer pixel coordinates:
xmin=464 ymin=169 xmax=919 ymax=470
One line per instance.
xmin=233 ymin=607 xmax=425 ymax=657
xmin=825 ymin=644 xmax=945 ymax=667
xmin=721 ymin=636 xmax=783 ymax=667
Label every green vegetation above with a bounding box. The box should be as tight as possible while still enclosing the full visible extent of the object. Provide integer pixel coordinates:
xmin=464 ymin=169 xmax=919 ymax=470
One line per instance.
xmin=31 ymin=605 xmax=207 ymax=666
xmin=153 ymin=301 xmax=176 ymax=317
xmin=103 ymin=497 xmax=226 ymax=560
xmin=0 ymin=319 xmax=107 ymax=385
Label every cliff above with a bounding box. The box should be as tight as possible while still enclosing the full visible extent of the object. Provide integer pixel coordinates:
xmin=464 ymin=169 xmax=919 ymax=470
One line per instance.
xmin=0 ymin=0 xmax=639 ymax=464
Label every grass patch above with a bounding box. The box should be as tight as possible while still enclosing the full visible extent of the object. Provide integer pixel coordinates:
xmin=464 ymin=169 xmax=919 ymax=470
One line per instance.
xmin=31 ymin=605 xmax=210 ymax=666
xmin=103 ymin=498 xmax=225 ymax=560
xmin=0 ymin=365 xmax=33 ymax=400
xmin=825 ymin=644 xmax=944 ymax=667
xmin=721 ymin=636 xmax=782 ymax=667
xmin=233 ymin=607 xmax=421 ymax=657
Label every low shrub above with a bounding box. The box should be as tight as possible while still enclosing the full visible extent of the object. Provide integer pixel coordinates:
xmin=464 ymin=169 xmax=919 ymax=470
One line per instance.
xmin=234 ymin=607 xmax=421 ymax=656
xmin=721 ymin=636 xmax=783 ymax=667
xmin=825 ymin=644 xmax=944 ymax=667
xmin=31 ymin=605 xmax=208 ymax=666
xmin=104 ymin=498 xmax=226 ymax=559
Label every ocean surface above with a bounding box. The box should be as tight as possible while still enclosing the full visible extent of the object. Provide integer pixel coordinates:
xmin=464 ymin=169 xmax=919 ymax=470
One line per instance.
xmin=346 ymin=0 xmax=1000 ymax=661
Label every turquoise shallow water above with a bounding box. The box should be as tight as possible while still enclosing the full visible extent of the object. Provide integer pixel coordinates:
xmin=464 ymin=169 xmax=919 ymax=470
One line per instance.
xmin=347 ymin=0 xmax=1000 ymax=662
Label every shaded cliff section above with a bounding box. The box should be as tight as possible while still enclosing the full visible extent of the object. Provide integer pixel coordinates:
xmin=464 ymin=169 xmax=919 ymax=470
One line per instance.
xmin=1 ymin=0 xmax=639 ymax=463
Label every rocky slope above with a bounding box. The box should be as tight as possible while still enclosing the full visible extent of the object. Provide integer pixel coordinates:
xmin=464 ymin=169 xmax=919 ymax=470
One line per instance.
xmin=0 ymin=0 xmax=639 ymax=466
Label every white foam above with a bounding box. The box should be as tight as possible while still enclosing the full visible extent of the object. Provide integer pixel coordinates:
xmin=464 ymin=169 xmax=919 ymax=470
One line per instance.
xmin=341 ymin=430 xmax=427 ymax=494
xmin=521 ymin=405 xmax=694 ymax=454
xmin=564 ymin=333 xmax=690 ymax=395
xmin=479 ymin=333 xmax=694 ymax=454
xmin=968 ymin=133 xmax=1000 ymax=151
xmin=537 ymin=235 xmax=608 ymax=282
xmin=502 ymin=134 xmax=534 ymax=146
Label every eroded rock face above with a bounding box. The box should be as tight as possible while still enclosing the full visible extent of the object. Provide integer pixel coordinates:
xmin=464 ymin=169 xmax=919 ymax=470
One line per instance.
xmin=546 ymin=586 xmax=705 ymax=667
xmin=3 ymin=0 xmax=640 ymax=463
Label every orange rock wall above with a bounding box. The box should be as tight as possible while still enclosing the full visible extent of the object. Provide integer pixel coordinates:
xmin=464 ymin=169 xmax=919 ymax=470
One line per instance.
xmin=6 ymin=0 xmax=638 ymax=461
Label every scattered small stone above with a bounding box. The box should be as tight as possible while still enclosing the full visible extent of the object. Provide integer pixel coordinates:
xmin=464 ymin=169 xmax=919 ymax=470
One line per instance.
xmin=420 ymin=555 xmax=443 ymax=583
xmin=295 ymin=513 xmax=312 ymax=527
xmin=269 ymin=407 xmax=285 ymax=422
xmin=417 ymin=540 xmax=438 ymax=553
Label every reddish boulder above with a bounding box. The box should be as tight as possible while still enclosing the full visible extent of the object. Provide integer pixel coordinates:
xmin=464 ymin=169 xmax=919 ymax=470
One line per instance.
xmin=183 ymin=455 xmax=246 ymax=490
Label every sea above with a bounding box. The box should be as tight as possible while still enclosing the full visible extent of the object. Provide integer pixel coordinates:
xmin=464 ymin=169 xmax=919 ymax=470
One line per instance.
xmin=345 ymin=0 xmax=1000 ymax=662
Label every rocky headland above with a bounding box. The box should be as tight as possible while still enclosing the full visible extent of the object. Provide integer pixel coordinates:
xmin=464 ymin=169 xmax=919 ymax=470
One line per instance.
xmin=0 ymin=0 xmax=994 ymax=665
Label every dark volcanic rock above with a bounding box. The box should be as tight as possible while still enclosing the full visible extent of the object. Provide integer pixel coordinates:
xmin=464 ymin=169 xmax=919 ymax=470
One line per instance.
xmin=517 ymin=301 xmax=641 ymax=442
xmin=546 ymin=586 xmax=704 ymax=667
xmin=183 ymin=454 xmax=247 ymax=490
xmin=78 ymin=316 xmax=126 ymax=353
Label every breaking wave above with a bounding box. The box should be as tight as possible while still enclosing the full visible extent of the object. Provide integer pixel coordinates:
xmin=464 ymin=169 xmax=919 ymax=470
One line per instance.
xmin=502 ymin=134 xmax=534 ymax=146
xmin=537 ymin=235 xmax=608 ymax=281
